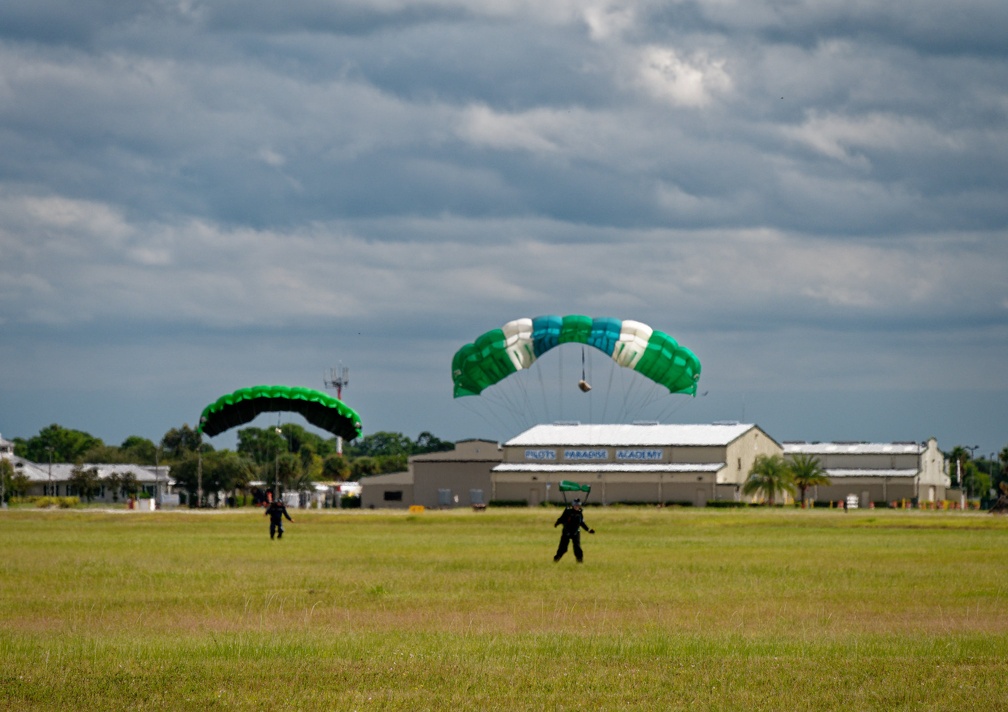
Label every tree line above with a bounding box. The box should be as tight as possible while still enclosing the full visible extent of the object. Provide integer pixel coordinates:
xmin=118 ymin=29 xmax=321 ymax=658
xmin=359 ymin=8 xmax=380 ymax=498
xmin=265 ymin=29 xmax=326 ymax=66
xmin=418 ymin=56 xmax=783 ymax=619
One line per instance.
xmin=3 ymin=423 xmax=454 ymax=504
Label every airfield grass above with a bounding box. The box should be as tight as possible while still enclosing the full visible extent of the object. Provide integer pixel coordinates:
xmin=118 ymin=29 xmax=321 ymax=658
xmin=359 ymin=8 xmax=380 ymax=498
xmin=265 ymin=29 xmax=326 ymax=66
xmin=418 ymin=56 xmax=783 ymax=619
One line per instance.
xmin=1 ymin=507 xmax=1007 ymax=710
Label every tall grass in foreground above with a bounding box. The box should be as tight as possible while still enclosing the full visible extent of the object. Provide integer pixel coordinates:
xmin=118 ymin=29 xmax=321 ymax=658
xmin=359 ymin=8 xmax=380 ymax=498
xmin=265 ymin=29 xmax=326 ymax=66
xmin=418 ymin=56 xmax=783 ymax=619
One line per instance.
xmin=2 ymin=507 xmax=1006 ymax=710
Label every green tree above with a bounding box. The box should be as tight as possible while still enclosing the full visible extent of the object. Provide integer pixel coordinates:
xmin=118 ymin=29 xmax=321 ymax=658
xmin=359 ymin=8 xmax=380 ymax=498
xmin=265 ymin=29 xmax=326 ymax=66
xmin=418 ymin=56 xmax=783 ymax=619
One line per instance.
xmin=743 ymin=454 xmax=795 ymax=506
xmin=106 ymin=470 xmax=139 ymax=501
xmin=168 ymin=455 xmax=202 ymax=505
xmin=788 ymin=453 xmax=830 ymax=508
xmin=415 ymin=431 xmax=454 ymax=454
xmin=237 ymin=427 xmax=287 ymax=465
xmin=67 ymin=465 xmax=101 ymax=502
xmin=15 ymin=424 xmax=102 ymax=463
xmin=0 ymin=458 xmax=12 ymax=503
xmin=350 ymin=456 xmax=378 ymax=480
xmin=120 ymin=436 xmax=158 ymax=464
xmin=376 ymin=454 xmax=408 ymax=473
xmin=322 ymin=454 xmax=351 ymax=481
xmin=82 ymin=444 xmax=131 ymax=464
xmin=259 ymin=452 xmax=303 ymax=494
xmin=10 ymin=471 xmax=31 ymax=499
xmin=347 ymin=431 xmax=414 ymax=458
xmin=994 ymin=447 xmax=1008 ymax=492
xmin=962 ymin=460 xmax=990 ymax=500
xmin=161 ymin=425 xmax=207 ymax=461
xmin=171 ymin=451 xmax=256 ymax=506
xmin=207 ymin=451 xmax=257 ymax=501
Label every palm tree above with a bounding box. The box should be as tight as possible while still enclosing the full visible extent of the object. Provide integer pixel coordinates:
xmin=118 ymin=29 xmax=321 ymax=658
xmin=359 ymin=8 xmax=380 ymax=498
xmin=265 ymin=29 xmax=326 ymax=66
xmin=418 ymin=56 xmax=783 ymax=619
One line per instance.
xmin=788 ymin=453 xmax=830 ymax=508
xmin=742 ymin=454 xmax=795 ymax=505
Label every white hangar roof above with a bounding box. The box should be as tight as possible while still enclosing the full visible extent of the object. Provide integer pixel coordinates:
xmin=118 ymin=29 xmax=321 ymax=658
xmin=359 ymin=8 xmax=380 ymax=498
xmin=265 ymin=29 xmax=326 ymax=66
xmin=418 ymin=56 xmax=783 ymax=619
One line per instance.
xmin=783 ymin=441 xmax=925 ymax=455
xmin=505 ymin=422 xmax=758 ymax=448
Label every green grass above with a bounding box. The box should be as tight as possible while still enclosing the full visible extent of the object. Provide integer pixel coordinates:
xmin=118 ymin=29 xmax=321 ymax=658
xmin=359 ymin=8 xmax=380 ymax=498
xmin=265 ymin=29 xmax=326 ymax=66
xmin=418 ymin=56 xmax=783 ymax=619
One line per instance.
xmin=2 ymin=507 xmax=1007 ymax=710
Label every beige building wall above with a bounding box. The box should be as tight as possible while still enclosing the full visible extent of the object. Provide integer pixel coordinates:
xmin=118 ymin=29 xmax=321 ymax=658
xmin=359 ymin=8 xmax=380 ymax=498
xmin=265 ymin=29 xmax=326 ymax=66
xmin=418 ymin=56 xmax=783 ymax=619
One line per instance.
xmin=360 ymin=471 xmax=414 ymax=509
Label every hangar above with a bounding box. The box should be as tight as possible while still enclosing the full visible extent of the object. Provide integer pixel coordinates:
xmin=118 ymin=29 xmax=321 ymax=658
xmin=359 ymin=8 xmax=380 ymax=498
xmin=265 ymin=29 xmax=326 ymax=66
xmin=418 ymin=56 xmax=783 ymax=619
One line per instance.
xmin=491 ymin=422 xmax=781 ymax=506
xmin=782 ymin=438 xmax=948 ymax=507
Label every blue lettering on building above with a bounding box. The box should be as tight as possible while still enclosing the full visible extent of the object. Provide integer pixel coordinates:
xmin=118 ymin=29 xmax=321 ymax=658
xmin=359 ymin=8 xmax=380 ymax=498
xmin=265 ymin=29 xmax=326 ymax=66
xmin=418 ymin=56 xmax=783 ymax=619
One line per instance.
xmin=616 ymin=449 xmax=664 ymax=461
xmin=525 ymin=449 xmax=557 ymax=461
xmin=564 ymin=449 xmax=609 ymax=461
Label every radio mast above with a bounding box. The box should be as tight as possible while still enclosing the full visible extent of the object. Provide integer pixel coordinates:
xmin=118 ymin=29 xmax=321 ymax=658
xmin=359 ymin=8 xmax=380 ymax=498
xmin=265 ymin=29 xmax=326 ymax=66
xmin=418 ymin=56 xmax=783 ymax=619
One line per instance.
xmin=325 ymin=363 xmax=349 ymax=400
xmin=324 ymin=363 xmax=350 ymax=455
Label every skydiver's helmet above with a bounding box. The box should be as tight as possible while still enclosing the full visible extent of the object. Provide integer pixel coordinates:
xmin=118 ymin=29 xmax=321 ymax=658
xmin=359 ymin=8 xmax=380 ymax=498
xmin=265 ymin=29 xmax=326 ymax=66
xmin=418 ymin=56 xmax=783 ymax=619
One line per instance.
xmin=572 ymin=498 xmax=582 ymax=508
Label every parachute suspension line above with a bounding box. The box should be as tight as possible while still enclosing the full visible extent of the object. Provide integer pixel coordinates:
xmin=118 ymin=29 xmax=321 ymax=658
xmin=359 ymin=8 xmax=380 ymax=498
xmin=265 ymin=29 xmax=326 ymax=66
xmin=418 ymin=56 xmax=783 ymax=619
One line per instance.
xmin=477 ymin=381 xmax=525 ymax=435
xmin=536 ymin=360 xmax=549 ymax=424
xmin=655 ymin=393 xmax=692 ymax=423
xmin=603 ymin=354 xmax=618 ymax=422
xmin=558 ymin=347 xmax=564 ymax=419
xmin=458 ymin=398 xmax=516 ymax=441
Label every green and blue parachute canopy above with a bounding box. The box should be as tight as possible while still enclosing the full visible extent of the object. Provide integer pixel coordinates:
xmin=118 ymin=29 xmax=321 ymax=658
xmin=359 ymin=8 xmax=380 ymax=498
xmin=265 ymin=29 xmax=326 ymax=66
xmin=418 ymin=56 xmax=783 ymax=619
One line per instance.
xmin=197 ymin=385 xmax=362 ymax=442
xmin=451 ymin=315 xmax=701 ymax=398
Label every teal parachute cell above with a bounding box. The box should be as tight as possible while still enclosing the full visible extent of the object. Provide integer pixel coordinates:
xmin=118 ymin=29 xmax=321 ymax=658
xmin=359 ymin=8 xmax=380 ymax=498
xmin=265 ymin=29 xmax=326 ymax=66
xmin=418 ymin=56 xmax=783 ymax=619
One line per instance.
xmin=451 ymin=315 xmax=701 ymax=398
xmin=197 ymin=385 xmax=362 ymax=441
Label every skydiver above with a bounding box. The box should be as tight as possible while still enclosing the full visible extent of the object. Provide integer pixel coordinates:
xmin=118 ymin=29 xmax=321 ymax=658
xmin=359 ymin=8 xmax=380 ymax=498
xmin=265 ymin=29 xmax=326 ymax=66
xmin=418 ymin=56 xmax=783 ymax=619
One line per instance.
xmin=553 ymin=498 xmax=594 ymax=563
xmin=265 ymin=496 xmax=293 ymax=539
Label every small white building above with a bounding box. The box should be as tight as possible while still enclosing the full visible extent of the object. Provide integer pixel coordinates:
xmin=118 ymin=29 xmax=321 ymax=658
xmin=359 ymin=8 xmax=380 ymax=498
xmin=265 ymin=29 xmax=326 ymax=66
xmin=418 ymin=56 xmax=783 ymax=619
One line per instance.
xmin=782 ymin=438 xmax=949 ymax=506
xmin=5 ymin=456 xmax=172 ymax=505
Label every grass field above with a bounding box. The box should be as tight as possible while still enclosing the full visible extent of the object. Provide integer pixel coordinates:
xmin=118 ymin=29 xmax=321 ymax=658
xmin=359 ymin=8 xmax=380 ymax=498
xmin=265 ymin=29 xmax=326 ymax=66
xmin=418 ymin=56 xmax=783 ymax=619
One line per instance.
xmin=2 ymin=506 xmax=1007 ymax=710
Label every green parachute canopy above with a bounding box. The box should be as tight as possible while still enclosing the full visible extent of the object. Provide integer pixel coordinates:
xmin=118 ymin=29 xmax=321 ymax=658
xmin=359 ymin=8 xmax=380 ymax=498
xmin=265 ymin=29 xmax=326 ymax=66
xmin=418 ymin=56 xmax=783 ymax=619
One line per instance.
xmin=197 ymin=385 xmax=362 ymax=441
xmin=452 ymin=315 xmax=701 ymax=398
xmin=559 ymin=480 xmax=591 ymax=493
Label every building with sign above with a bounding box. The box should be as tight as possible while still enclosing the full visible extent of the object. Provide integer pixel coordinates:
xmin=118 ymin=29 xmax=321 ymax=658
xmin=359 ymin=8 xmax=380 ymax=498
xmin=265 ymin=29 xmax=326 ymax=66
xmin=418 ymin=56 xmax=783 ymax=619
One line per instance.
xmin=492 ymin=422 xmax=781 ymax=506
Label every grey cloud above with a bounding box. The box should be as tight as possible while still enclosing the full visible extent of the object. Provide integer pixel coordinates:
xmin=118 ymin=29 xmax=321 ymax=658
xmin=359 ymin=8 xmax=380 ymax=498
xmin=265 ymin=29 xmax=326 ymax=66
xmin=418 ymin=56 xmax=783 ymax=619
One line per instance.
xmin=0 ymin=0 xmax=1005 ymax=453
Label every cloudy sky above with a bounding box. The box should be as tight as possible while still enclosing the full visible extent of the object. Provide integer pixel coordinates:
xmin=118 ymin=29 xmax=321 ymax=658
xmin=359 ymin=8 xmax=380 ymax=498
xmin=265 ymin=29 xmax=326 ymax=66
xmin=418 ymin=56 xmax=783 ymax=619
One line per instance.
xmin=1 ymin=0 xmax=1006 ymax=456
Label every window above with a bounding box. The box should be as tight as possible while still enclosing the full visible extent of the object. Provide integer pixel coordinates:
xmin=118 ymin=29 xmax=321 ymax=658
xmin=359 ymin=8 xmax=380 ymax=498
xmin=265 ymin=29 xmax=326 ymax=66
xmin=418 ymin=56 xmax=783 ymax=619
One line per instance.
xmin=383 ymin=490 xmax=403 ymax=501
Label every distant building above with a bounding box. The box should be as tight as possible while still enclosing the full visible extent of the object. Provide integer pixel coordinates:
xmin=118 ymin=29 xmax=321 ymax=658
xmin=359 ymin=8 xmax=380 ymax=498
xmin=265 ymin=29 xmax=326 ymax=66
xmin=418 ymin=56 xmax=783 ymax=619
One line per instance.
xmin=4 ymin=455 xmax=172 ymax=505
xmin=782 ymin=438 xmax=949 ymax=506
xmin=492 ymin=422 xmax=781 ymax=506
xmin=360 ymin=439 xmax=502 ymax=509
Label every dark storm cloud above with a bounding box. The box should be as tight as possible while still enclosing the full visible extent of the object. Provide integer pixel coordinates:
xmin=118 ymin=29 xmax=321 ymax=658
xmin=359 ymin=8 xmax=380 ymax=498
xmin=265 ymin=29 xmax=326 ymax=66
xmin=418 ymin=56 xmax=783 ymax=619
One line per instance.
xmin=0 ymin=0 xmax=1005 ymax=452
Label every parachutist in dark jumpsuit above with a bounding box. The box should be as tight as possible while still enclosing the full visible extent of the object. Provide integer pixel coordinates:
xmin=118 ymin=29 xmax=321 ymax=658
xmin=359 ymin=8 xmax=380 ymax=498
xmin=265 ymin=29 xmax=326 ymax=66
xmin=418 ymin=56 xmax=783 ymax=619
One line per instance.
xmin=265 ymin=498 xmax=293 ymax=539
xmin=553 ymin=499 xmax=594 ymax=563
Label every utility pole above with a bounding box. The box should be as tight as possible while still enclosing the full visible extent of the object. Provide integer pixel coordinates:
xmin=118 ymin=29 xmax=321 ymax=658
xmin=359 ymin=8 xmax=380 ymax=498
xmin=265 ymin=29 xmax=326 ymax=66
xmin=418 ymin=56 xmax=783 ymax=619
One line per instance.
xmin=47 ymin=446 xmax=54 ymax=497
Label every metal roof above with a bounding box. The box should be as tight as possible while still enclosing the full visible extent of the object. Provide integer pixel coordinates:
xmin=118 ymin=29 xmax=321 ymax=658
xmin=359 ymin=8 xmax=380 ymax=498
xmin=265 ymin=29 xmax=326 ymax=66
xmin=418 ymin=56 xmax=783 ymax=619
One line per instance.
xmin=9 ymin=458 xmax=168 ymax=483
xmin=783 ymin=442 xmax=924 ymax=455
xmin=494 ymin=463 xmax=724 ymax=473
xmin=824 ymin=468 xmax=919 ymax=478
xmin=359 ymin=471 xmax=413 ymax=486
xmin=505 ymin=422 xmax=757 ymax=447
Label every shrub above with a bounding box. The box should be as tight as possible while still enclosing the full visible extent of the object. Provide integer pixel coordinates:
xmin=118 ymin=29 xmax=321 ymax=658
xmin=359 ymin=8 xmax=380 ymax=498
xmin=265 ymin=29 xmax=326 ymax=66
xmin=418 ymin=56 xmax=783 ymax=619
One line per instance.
xmin=340 ymin=494 xmax=361 ymax=509
xmin=31 ymin=496 xmax=81 ymax=509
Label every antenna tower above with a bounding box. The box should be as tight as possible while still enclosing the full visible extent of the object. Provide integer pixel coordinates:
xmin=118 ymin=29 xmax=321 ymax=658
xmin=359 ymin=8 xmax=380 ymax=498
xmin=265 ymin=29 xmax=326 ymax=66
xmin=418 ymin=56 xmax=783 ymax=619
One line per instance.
xmin=324 ymin=363 xmax=349 ymax=400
